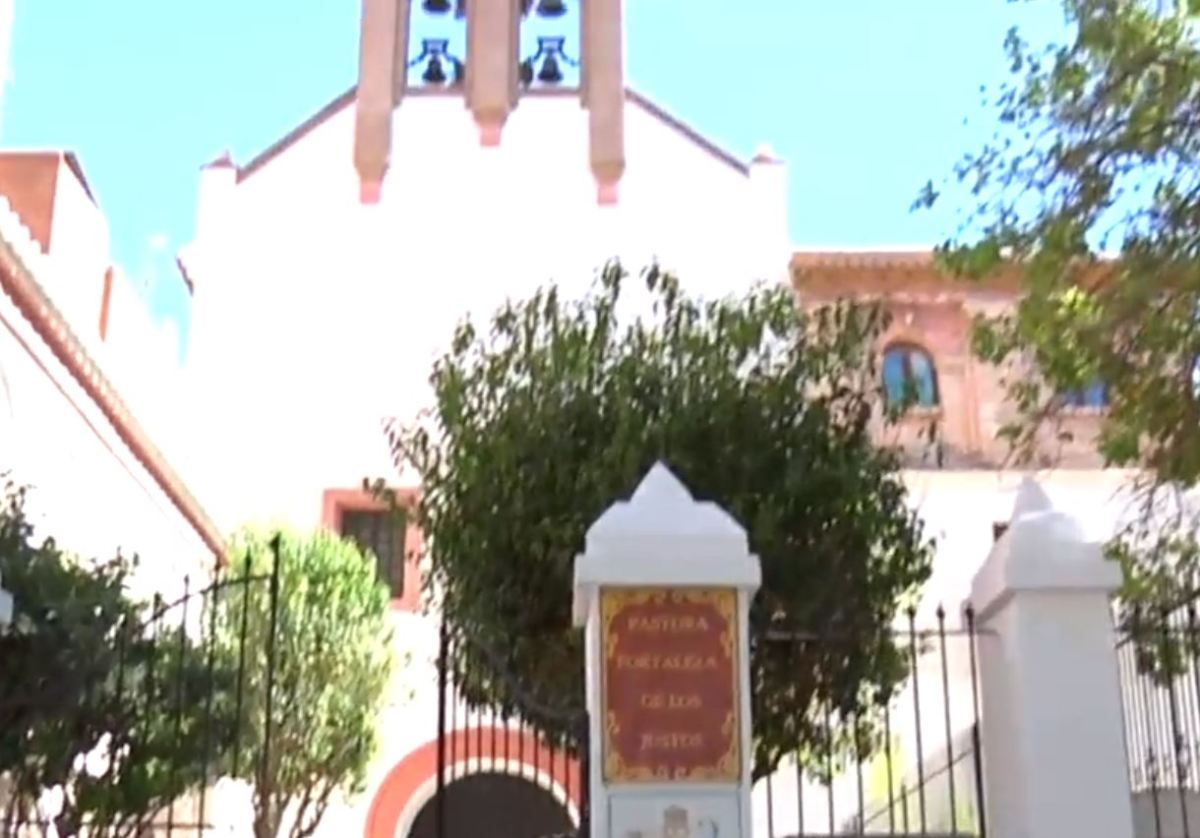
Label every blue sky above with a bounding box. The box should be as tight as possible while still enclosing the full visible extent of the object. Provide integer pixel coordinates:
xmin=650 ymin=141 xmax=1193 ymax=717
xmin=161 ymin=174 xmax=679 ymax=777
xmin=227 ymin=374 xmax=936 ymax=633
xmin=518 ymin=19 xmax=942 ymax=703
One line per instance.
xmin=1 ymin=1 xmax=1064 ymax=349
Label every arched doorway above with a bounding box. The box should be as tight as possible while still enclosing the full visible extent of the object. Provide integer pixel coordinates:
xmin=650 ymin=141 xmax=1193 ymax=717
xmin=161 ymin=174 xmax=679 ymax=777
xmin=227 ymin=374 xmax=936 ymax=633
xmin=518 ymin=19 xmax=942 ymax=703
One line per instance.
xmin=406 ymin=772 xmax=573 ymax=838
xmin=363 ymin=725 xmax=583 ymax=838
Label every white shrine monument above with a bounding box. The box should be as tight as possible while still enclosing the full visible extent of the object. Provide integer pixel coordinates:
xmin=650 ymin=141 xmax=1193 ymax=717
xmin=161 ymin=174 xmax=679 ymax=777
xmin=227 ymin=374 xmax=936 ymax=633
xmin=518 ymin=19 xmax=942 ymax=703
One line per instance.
xmin=573 ymin=462 xmax=762 ymax=838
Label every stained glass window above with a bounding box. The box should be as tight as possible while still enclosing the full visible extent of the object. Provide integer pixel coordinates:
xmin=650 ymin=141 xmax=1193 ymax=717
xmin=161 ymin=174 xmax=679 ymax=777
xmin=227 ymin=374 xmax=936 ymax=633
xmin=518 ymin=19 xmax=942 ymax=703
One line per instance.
xmin=882 ymin=344 xmax=939 ymax=409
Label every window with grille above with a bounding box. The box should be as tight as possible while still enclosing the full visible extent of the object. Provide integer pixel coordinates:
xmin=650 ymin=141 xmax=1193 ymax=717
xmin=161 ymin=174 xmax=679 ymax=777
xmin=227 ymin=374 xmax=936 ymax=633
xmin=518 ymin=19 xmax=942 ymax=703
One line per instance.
xmin=340 ymin=508 xmax=406 ymax=598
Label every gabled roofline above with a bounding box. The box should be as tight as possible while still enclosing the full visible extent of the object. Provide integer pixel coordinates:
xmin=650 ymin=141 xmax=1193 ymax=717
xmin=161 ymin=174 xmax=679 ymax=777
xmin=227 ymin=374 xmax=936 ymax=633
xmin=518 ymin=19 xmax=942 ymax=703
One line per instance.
xmin=0 ymin=198 xmax=226 ymax=562
xmin=623 ymin=89 xmax=748 ymax=175
xmin=238 ymin=87 xmax=357 ymax=182
xmin=234 ymin=85 xmax=750 ymax=183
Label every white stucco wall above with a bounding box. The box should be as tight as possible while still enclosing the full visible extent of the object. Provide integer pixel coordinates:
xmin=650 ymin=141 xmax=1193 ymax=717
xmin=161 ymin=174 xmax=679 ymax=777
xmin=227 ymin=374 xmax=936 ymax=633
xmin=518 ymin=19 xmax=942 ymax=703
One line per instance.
xmin=40 ymin=158 xmax=110 ymax=339
xmin=0 ymin=254 xmax=212 ymax=602
xmin=0 ymin=155 xmax=192 ymax=506
xmin=180 ymin=90 xmax=782 ymax=535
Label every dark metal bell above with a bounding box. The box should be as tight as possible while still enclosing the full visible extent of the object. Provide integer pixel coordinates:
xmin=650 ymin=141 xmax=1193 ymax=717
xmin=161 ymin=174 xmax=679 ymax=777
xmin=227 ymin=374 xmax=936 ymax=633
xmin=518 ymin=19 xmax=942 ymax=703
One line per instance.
xmin=423 ymin=55 xmax=447 ymax=85
xmin=423 ymin=0 xmax=452 ymax=13
xmin=536 ymin=0 xmax=567 ymax=16
xmin=537 ymin=54 xmax=562 ymax=84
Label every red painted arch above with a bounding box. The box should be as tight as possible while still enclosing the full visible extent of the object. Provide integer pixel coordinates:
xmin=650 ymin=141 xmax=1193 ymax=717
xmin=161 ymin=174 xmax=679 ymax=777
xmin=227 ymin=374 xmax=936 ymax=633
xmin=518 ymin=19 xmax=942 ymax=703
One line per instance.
xmin=364 ymin=725 xmax=582 ymax=838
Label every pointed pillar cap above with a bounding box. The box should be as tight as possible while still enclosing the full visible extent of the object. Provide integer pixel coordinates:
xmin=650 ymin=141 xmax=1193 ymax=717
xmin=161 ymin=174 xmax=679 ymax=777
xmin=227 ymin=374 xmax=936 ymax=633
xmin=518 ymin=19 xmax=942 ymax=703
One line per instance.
xmin=970 ymin=475 xmax=1115 ymax=622
xmin=573 ymin=462 xmax=761 ymax=624
xmin=751 ymin=143 xmax=783 ymax=165
xmin=1011 ymin=476 xmax=1054 ymax=521
xmin=202 ymin=150 xmax=236 ymax=170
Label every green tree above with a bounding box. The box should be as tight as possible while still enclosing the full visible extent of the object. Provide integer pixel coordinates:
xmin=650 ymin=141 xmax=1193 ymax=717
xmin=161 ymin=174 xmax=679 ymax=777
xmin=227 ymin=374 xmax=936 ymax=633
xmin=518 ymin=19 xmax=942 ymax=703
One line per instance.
xmin=219 ymin=528 xmax=393 ymax=838
xmin=919 ymin=0 xmax=1200 ymax=605
xmin=387 ymin=262 xmax=933 ymax=779
xmin=0 ymin=480 xmax=230 ymax=837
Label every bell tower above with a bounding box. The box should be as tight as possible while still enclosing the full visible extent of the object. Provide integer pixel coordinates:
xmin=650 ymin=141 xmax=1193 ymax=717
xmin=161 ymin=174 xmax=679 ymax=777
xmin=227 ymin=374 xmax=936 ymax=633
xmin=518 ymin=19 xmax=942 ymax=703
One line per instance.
xmin=353 ymin=0 xmax=625 ymax=206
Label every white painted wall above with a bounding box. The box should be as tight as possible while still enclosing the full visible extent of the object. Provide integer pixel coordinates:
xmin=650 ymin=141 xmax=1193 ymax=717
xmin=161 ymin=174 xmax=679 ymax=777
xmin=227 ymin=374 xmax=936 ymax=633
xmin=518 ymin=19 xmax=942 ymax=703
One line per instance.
xmin=904 ymin=468 xmax=1137 ymax=621
xmin=3 ymin=155 xmax=191 ymax=495
xmin=180 ymin=91 xmax=777 ymax=535
xmin=0 ymin=279 xmax=210 ymax=602
xmin=100 ymin=263 xmax=186 ymax=461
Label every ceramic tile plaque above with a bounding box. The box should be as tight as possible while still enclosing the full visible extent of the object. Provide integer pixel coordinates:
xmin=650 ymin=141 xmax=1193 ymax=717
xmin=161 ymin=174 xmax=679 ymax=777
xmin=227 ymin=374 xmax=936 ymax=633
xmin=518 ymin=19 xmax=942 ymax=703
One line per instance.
xmin=600 ymin=587 xmax=739 ymax=783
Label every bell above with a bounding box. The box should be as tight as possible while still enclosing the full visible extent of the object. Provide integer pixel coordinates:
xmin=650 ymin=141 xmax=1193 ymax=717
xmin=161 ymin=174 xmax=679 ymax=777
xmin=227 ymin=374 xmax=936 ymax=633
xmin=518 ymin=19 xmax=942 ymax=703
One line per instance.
xmin=423 ymin=55 xmax=447 ymax=85
xmin=423 ymin=0 xmax=451 ymax=13
xmin=518 ymin=59 xmax=535 ymax=87
xmin=536 ymin=0 xmax=567 ymax=16
xmin=537 ymin=53 xmax=563 ymax=85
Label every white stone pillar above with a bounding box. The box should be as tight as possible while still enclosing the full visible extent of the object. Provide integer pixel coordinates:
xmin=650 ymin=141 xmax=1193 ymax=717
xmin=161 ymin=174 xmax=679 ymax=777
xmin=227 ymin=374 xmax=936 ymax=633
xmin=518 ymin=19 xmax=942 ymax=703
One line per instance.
xmin=969 ymin=478 xmax=1134 ymax=838
xmin=747 ymin=144 xmax=790 ymax=286
xmin=194 ymin=153 xmax=238 ymax=246
xmin=573 ymin=463 xmax=761 ymax=838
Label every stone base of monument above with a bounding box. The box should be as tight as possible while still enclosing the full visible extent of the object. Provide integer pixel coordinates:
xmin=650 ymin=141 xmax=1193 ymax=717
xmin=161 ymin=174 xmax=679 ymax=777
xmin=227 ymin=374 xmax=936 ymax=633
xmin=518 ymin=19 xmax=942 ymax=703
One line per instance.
xmin=608 ymin=790 xmax=737 ymax=837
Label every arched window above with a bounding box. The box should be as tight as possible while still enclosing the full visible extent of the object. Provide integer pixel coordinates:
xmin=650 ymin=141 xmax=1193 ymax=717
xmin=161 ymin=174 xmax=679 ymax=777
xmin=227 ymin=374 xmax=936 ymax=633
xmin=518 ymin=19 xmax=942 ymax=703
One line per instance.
xmin=883 ymin=344 xmax=939 ymax=409
xmin=1062 ymin=380 xmax=1109 ymax=409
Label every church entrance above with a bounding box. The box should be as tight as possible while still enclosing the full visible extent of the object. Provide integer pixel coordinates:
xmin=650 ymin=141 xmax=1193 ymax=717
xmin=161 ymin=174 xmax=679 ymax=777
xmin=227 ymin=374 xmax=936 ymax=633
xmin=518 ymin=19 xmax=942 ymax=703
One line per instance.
xmin=407 ymin=773 xmax=574 ymax=838
xmin=423 ymin=622 xmax=590 ymax=838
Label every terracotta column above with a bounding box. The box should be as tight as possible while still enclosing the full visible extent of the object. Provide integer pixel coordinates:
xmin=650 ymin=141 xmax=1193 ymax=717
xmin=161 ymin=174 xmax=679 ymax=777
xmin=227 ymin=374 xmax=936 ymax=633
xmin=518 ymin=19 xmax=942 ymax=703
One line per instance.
xmin=581 ymin=0 xmax=625 ymax=205
xmin=465 ymin=0 xmax=521 ymax=147
xmin=354 ymin=0 xmax=411 ymax=203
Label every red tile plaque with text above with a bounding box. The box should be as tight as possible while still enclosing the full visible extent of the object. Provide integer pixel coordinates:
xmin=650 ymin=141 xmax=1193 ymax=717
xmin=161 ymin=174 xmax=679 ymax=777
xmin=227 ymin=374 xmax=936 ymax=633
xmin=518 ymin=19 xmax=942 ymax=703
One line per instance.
xmin=600 ymin=587 xmax=740 ymax=783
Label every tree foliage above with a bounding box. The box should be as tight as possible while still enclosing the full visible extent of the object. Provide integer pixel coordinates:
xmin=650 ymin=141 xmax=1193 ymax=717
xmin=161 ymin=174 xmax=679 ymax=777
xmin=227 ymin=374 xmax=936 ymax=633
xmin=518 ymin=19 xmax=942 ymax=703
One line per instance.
xmin=220 ymin=528 xmax=393 ymax=838
xmin=388 ymin=262 xmax=933 ymax=779
xmin=0 ymin=480 xmax=228 ymax=837
xmin=920 ymin=0 xmax=1200 ymax=604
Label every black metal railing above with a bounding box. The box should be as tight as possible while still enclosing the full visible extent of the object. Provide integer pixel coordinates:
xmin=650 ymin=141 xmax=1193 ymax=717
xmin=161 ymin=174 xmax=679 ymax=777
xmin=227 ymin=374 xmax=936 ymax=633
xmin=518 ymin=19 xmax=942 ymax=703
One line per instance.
xmin=753 ymin=605 xmax=986 ymax=837
xmin=1117 ymin=596 xmax=1200 ymax=838
xmin=427 ymin=622 xmax=589 ymax=838
xmin=0 ymin=541 xmax=284 ymax=837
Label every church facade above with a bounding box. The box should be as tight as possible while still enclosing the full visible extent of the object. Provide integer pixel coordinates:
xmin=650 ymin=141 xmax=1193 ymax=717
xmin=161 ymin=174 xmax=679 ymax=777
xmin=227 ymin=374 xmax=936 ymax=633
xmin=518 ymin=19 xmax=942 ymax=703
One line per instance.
xmin=172 ymin=4 xmax=791 ymax=829
xmin=171 ymin=3 xmax=1135 ymax=835
xmin=0 ymin=2 xmax=1141 ymax=836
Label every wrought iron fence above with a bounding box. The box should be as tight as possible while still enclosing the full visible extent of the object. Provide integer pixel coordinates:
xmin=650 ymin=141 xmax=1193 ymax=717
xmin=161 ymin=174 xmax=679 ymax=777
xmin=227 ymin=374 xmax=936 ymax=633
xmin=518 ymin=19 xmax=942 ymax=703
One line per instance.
xmin=752 ymin=605 xmax=986 ymax=837
xmin=1117 ymin=596 xmax=1200 ymax=838
xmin=427 ymin=623 xmax=590 ymax=838
xmin=0 ymin=541 xmax=284 ymax=836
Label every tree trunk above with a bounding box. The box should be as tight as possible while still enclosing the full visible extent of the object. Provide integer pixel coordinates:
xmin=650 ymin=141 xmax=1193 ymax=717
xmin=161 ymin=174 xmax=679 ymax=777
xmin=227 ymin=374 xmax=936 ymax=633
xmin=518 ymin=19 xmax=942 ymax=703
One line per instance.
xmin=254 ymin=795 xmax=284 ymax=838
